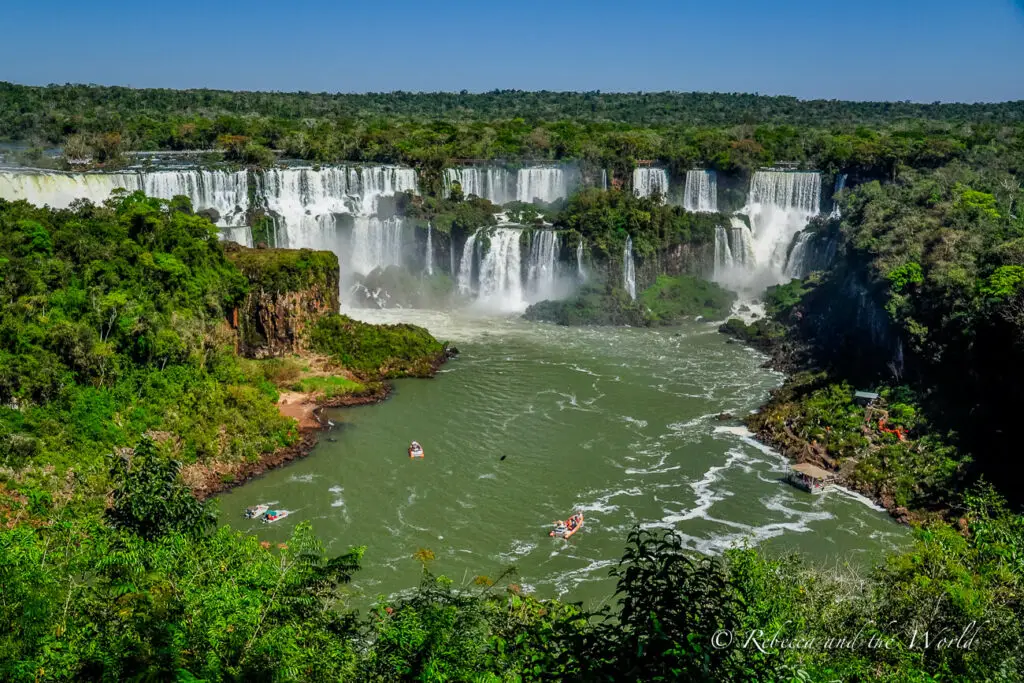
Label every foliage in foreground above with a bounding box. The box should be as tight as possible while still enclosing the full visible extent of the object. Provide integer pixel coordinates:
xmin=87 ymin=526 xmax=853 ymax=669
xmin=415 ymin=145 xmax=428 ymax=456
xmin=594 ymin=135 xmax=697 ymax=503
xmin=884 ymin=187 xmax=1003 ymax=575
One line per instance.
xmin=3 ymin=462 xmax=1021 ymax=682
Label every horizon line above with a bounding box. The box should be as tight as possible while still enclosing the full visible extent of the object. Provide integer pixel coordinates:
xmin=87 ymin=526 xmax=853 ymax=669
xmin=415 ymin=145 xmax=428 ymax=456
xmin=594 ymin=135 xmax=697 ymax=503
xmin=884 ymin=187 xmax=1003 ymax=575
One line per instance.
xmin=5 ymin=80 xmax=1024 ymax=107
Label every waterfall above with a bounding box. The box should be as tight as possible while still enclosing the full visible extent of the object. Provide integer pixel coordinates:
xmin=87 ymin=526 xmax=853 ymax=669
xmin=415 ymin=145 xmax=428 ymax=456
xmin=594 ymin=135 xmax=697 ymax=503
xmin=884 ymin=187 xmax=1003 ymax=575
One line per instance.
xmin=601 ymin=169 xmax=608 ymax=191
xmin=351 ymin=217 xmax=405 ymax=275
xmin=633 ymin=167 xmax=669 ymax=200
xmin=683 ymin=170 xmax=718 ymax=212
xmin=623 ymin=236 xmax=636 ymax=300
xmin=741 ymin=170 xmax=821 ymax=278
xmin=457 ymin=229 xmax=480 ymax=295
xmin=830 ymin=173 xmax=847 ymax=219
xmin=0 ymin=169 xmax=250 ymax=227
xmin=258 ymin=165 xmax=417 ymax=275
xmin=516 ymin=166 xmax=576 ymax=204
xmin=444 ymin=167 xmax=514 ymax=205
xmin=525 ymin=230 xmax=560 ymax=300
xmin=425 ymin=223 xmax=434 ymax=275
xmin=728 ymin=216 xmax=757 ymax=268
xmin=576 ymin=240 xmax=586 ymax=281
xmin=714 ymin=225 xmax=734 ymax=277
xmin=476 ymin=228 xmax=525 ymax=311
xmin=784 ymin=232 xmax=812 ymax=278
xmin=445 ymin=165 xmax=577 ymax=205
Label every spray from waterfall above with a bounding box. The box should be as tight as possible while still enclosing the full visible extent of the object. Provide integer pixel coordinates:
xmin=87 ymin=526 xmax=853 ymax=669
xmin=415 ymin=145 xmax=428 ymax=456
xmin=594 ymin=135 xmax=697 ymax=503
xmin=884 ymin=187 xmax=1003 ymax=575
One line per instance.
xmin=624 ymin=236 xmax=637 ymax=300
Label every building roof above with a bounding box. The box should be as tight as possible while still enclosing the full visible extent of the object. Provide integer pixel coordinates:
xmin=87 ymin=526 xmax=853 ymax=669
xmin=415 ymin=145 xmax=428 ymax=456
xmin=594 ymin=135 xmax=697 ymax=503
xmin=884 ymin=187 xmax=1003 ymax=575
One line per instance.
xmin=791 ymin=462 xmax=835 ymax=480
xmin=854 ymin=390 xmax=879 ymax=400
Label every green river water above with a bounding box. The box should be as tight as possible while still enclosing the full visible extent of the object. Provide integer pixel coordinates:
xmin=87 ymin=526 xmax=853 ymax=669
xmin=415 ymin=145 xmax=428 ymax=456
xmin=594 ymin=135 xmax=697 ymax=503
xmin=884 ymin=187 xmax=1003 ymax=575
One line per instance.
xmin=220 ymin=310 xmax=906 ymax=606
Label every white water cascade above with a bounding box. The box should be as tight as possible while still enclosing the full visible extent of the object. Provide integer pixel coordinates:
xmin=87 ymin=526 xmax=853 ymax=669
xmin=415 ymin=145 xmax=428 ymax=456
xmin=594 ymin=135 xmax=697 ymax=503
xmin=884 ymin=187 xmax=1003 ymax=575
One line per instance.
xmin=624 ymin=235 xmax=637 ymax=300
xmin=714 ymin=225 xmax=734 ymax=277
xmin=444 ymin=165 xmax=579 ymax=205
xmin=737 ymin=170 xmax=822 ymax=282
xmin=457 ymin=230 xmax=480 ymax=295
xmin=0 ymin=169 xmax=250 ymax=227
xmin=526 ymin=230 xmax=560 ymax=300
xmin=444 ymin=167 xmax=514 ymax=205
xmin=350 ymin=217 xmax=406 ymax=275
xmin=258 ymin=165 xmax=417 ymax=275
xmin=516 ymin=166 xmax=577 ymax=204
xmin=728 ymin=217 xmax=757 ymax=268
xmin=576 ymin=240 xmax=586 ymax=282
xmin=683 ymin=170 xmax=718 ymax=212
xmin=633 ymin=167 xmax=669 ymax=200
xmin=476 ymin=228 xmax=525 ymax=311
xmin=425 ymin=223 xmax=434 ymax=275
xmin=830 ymin=173 xmax=847 ymax=219
xmin=601 ymin=169 xmax=608 ymax=191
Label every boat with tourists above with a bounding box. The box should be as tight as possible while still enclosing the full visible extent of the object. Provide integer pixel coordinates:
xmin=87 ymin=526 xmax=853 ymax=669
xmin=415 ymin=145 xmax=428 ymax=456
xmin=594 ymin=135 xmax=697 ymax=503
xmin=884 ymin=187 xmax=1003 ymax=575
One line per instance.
xmin=262 ymin=509 xmax=290 ymax=523
xmin=550 ymin=512 xmax=584 ymax=538
xmin=244 ymin=504 xmax=269 ymax=519
xmin=785 ymin=463 xmax=836 ymax=494
xmin=409 ymin=441 xmax=424 ymax=458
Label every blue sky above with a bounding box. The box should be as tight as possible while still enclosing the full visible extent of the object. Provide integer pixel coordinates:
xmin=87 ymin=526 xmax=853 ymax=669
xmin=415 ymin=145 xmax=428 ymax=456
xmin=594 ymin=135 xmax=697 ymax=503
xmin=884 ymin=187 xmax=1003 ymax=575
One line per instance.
xmin=4 ymin=0 xmax=1024 ymax=101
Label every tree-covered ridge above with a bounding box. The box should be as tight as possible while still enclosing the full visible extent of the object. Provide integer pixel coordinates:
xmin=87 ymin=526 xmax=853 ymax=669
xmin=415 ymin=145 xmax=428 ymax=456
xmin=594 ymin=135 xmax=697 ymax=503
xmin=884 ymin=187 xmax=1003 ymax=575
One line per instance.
xmin=0 ymin=193 xmax=447 ymax=498
xmin=4 ymin=82 xmax=1024 ymax=132
xmin=4 ymin=81 xmax=1022 ymax=183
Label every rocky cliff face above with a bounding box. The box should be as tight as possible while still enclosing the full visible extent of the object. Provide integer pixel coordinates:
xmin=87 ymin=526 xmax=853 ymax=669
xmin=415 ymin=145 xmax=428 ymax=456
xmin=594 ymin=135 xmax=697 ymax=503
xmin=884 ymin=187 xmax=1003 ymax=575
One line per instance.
xmin=225 ymin=243 xmax=340 ymax=358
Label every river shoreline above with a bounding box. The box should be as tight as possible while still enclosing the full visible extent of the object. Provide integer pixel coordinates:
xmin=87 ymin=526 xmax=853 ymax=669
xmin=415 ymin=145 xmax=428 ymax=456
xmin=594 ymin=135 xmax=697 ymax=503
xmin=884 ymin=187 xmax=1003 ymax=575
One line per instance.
xmin=723 ymin=326 xmax=932 ymax=526
xmin=185 ymin=383 xmax=392 ymax=501
xmin=186 ymin=344 xmax=458 ymax=500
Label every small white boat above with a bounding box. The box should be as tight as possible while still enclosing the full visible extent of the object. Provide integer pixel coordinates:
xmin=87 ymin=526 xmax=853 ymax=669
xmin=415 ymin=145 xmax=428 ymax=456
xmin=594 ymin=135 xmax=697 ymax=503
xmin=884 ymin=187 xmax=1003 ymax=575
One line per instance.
xmin=263 ymin=510 xmax=290 ymax=523
xmin=245 ymin=504 xmax=269 ymax=519
xmin=409 ymin=441 xmax=424 ymax=458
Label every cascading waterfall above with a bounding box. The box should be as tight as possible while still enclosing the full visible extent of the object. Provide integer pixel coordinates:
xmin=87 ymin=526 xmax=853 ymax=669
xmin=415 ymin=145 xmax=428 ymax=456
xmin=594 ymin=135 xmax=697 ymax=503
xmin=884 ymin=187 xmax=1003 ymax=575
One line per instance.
xmin=741 ymin=170 xmax=821 ymax=279
xmin=476 ymin=228 xmax=525 ymax=311
xmin=623 ymin=236 xmax=636 ymax=300
xmin=714 ymin=225 xmax=734 ymax=277
xmin=516 ymin=166 xmax=577 ymax=204
xmin=258 ymin=165 xmax=417 ymax=275
xmin=525 ymin=230 xmax=560 ymax=300
xmin=632 ymin=167 xmax=669 ymax=200
xmin=351 ymin=217 xmax=405 ymax=275
xmin=0 ymin=169 xmax=250 ymax=227
xmin=601 ymin=169 xmax=608 ymax=191
xmin=445 ymin=165 xmax=578 ymax=205
xmin=457 ymin=230 xmax=480 ymax=295
xmin=576 ymin=240 xmax=586 ymax=281
xmin=728 ymin=216 xmax=757 ymax=268
xmin=444 ymin=167 xmax=514 ymax=205
xmin=683 ymin=170 xmax=718 ymax=212
xmin=425 ymin=223 xmax=434 ymax=275
xmin=830 ymin=173 xmax=847 ymax=219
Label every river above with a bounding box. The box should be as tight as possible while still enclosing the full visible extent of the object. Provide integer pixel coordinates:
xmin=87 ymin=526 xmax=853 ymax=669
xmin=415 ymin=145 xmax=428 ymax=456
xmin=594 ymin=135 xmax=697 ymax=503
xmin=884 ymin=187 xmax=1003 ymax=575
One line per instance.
xmin=219 ymin=310 xmax=906 ymax=606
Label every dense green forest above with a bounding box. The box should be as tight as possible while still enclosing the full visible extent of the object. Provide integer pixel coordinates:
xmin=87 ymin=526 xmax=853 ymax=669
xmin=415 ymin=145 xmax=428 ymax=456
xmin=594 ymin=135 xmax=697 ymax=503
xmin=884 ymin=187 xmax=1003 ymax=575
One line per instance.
xmin=4 ymin=81 xmax=1022 ymax=184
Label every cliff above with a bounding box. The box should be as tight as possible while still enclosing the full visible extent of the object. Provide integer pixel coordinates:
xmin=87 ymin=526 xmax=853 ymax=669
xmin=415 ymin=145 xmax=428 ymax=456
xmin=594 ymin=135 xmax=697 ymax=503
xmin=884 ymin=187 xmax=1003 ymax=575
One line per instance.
xmin=225 ymin=243 xmax=340 ymax=358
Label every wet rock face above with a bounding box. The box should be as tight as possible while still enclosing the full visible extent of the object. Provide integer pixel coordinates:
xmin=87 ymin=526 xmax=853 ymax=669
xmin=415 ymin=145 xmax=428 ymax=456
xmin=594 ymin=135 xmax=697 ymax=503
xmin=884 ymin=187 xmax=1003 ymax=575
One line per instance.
xmin=226 ymin=244 xmax=340 ymax=358
xmin=239 ymin=284 xmax=338 ymax=358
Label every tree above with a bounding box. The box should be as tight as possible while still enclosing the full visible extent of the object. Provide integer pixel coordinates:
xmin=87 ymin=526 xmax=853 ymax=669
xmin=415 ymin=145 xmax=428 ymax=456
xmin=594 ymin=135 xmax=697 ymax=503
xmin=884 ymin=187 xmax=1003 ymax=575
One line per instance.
xmin=106 ymin=436 xmax=214 ymax=540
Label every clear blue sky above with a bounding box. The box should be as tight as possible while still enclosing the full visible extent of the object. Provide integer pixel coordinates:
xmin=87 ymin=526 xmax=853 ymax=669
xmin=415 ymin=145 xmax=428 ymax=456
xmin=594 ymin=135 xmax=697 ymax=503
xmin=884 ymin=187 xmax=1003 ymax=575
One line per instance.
xmin=4 ymin=0 xmax=1024 ymax=102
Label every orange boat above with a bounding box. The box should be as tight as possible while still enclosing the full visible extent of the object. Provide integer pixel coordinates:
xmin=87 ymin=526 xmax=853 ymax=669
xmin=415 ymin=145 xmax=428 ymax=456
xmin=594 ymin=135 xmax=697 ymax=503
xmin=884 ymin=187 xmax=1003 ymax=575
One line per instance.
xmin=408 ymin=441 xmax=425 ymax=458
xmin=550 ymin=513 xmax=583 ymax=538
